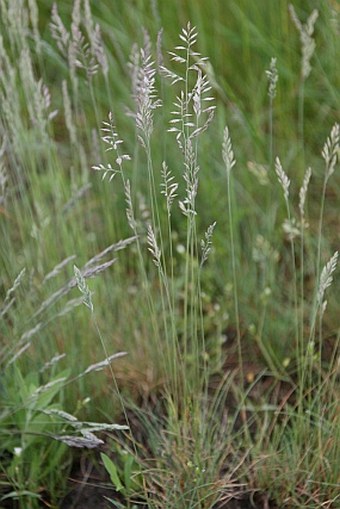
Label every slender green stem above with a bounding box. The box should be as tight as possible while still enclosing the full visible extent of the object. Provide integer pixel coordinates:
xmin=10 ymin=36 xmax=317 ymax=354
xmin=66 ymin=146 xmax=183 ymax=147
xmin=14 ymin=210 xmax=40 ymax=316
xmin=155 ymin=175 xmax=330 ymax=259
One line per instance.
xmin=298 ymin=80 xmax=305 ymax=166
xmin=298 ymin=219 xmax=305 ymax=397
xmin=283 ymin=201 xmax=299 ymax=378
xmin=227 ymin=172 xmax=243 ymax=386
xmin=269 ymin=96 xmax=274 ymax=170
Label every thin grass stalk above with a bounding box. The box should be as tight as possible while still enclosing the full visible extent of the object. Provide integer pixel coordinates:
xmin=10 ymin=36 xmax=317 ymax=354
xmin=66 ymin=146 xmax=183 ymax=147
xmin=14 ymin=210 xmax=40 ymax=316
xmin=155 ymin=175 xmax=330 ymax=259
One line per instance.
xmin=226 ymin=171 xmax=243 ymax=387
xmin=298 ymin=167 xmax=311 ymax=390
xmin=182 ymin=126 xmax=192 ymax=386
xmin=298 ymin=81 xmax=305 ymax=165
xmin=299 ymin=223 xmax=305 ymax=384
xmin=197 ymin=271 xmax=209 ymax=396
xmin=193 ymin=119 xmax=207 ymax=394
xmin=285 ymin=205 xmax=299 ymax=369
xmin=166 ymin=204 xmax=176 ymax=316
xmin=190 ymin=213 xmax=199 ymax=390
xmin=269 ymin=94 xmax=274 ymax=169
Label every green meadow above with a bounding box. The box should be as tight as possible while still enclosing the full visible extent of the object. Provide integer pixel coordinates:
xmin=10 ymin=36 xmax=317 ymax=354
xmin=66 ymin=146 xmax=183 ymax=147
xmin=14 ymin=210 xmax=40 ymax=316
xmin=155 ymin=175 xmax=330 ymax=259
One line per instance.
xmin=0 ymin=1 xmax=339 ymax=508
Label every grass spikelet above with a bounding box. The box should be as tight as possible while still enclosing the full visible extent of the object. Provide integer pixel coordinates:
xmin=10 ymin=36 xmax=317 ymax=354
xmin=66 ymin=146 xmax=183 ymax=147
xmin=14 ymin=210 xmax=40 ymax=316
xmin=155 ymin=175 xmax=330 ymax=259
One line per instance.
xmin=39 ymin=353 xmax=66 ymax=374
xmin=62 ymin=80 xmax=77 ymax=145
xmin=200 ymin=222 xmax=217 ymax=267
xmin=289 ymin=4 xmax=319 ymax=80
xmin=83 ymin=0 xmax=95 ymax=41
xmin=275 ymin=156 xmax=290 ymax=202
xmin=28 ymin=0 xmax=41 ymax=54
xmin=43 ymin=255 xmax=76 ymax=284
xmin=179 ymin=139 xmax=199 ymax=217
xmin=1 ymin=268 xmax=26 ymax=317
xmin=70 ymin=24 xmax=98 ymax=79
xmin=299 ymin=166 xmax=312 ymax=218
xmin=91 ymin=23 xmax=108 ymax=77
xmin=81 ymin=259 xmax=116 ymax=280
xmin=247 ymin=161 xmax=269 ymax=185
xmin=73 ymin=264 xmax=94 ymax=312
xmin=53 ymin=434 xmax=104 ymax=449
xmin=6 ymin=344 xmax=30 ymax=367
xmin=124 ymin=179 xmax=138 ymax=231
xmin=53 ymin=297 xmax=83 ymax=319
xmin=134 ymin=46 xmax=162 ymax=145
xmin=147 ymin=224 xmax=161 ymax=267
xmin=19 ymin=323 xmax=43 ymax=344
xmin=322 ymin=122 xmax=339 ymax=180
xmin=82 ymin=352 xmax=128 ymax=375
xmin=160 ymin=161 xmax=178 ymax=215
xmin=266 ymin=57 xmax=278 ymax=99
xmin=50 ymin=3 xmax=69 ymax=57
xmin=222 ymin=126 xmax=236 ymax=175
xmin=71 ymin=0 xmax=81 ymax=29
xmin=0 ymin=162 xmax=7 ymax=207
xmin=317 ymin=251 xmax=338 ymax=305
xmin=83 ymin=237 xmax=137 ymax=270
xmin=92 ymin=113 xmax=131 ymax=180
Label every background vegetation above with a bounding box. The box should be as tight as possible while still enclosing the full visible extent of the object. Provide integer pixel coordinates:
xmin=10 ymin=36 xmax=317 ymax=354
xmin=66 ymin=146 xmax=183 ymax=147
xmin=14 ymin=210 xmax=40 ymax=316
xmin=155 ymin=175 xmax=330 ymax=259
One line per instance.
xmin=0 ymin=0 xmax=339 ymax=508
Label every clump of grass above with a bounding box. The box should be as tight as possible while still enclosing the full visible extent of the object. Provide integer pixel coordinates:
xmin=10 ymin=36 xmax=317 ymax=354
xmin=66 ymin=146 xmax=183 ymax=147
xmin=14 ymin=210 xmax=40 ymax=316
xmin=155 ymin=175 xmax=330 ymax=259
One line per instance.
xmin=91 ymin=17 xmax=339 ymax=508
xmin=0 ymin=1 xmax=339 ymax=508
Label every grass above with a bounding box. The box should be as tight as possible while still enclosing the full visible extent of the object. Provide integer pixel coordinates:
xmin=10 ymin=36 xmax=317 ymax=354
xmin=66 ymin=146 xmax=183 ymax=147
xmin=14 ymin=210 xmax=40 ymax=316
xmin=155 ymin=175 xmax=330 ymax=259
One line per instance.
xmin=0 ymin=1 xmax=339 ymax=508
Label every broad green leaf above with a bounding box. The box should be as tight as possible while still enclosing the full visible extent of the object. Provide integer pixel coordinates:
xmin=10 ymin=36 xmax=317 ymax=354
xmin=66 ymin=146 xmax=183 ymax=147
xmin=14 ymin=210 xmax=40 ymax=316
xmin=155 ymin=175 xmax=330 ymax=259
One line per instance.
xmin=100 ymin=453 xmax=124 ymax=492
